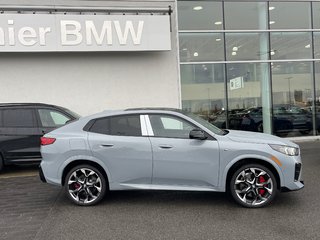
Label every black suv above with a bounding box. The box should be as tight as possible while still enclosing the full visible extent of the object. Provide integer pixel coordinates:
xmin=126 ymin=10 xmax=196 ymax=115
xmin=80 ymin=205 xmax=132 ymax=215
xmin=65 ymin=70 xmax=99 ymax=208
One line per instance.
xmin=0 ymin=103 xmax=80 ymax=171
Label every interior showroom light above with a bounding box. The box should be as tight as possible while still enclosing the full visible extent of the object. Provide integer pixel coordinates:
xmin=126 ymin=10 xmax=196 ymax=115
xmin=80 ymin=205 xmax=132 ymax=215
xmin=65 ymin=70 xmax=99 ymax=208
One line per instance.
xmin=193 ymin=6 xmax=203 ymax=11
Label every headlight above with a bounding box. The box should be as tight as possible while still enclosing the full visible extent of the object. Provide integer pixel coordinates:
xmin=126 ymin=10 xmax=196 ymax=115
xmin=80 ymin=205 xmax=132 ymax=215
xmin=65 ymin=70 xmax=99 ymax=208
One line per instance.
xmin=269 ymin=144 xmax=299 ymax=156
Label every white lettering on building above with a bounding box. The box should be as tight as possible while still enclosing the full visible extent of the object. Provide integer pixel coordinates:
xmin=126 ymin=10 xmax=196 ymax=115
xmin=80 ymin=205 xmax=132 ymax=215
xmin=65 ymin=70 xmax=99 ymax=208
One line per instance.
xmin=61 ymin=20 xmax=144 ymax=46
xmin=60 ymin=20 xmax=83 ymax=45
xmin=113 ymin=20 xmax=144 ymax=45
xmin=0 ymin=20 xmax=51 ymax=46
xmin=85 ymin=20 xmax=112 ymax=45
xmin=0 ymin=19 xmax=144 ymax=47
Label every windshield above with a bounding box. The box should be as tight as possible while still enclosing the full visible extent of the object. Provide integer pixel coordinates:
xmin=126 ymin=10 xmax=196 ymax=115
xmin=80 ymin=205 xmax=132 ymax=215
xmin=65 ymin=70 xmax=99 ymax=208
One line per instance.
xmin=184 ymin=112 xmax=225 ymax=135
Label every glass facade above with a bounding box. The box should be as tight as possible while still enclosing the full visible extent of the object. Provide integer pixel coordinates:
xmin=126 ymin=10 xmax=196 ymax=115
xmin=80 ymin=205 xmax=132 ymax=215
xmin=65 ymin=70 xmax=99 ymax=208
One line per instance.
xmin=178 ymin=1 xmax=320 ymax=137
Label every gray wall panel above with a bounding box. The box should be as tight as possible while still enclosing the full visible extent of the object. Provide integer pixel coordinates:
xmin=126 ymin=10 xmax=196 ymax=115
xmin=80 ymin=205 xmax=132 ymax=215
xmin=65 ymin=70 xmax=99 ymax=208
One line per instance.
xmin=0 ymin=0 xmax=180 ymax=116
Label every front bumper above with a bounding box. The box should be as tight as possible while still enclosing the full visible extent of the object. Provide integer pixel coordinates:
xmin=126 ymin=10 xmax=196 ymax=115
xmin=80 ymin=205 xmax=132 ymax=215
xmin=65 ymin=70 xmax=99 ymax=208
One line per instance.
xmin=281 ymin=181 xmax=304 ymax=192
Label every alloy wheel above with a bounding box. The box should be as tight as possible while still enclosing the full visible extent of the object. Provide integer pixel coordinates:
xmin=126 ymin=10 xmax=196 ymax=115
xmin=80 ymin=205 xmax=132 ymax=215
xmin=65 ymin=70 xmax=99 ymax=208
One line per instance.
xmin=67 ymin=167 xmax=103 ymax=205
xmin=233 ymin=167 xmax=275 ymax=207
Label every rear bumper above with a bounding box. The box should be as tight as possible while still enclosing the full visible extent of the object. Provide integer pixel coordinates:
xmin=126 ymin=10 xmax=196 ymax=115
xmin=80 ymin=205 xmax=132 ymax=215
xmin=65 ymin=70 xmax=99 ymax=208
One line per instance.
xmin=39 ymin=166 xmax=46 ymax=183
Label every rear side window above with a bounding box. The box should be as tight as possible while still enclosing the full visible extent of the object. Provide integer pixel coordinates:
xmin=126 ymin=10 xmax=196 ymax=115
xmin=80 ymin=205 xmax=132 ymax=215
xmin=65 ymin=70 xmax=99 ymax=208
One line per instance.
xmin=89 ymin=115 xmax=141 ymax=136
xmin=3 ymin=109 xmax=36 ymax=127
xmin=38 ymin=109 xmax=71 ymax=127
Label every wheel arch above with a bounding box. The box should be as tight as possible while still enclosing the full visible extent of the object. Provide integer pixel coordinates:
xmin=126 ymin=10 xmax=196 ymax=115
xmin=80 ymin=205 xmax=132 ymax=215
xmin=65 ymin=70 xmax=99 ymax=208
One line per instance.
xmin=61 ymin=159 xmax=110 ymax=189
xmin=225 ymin=158 xmax=281 ymax=192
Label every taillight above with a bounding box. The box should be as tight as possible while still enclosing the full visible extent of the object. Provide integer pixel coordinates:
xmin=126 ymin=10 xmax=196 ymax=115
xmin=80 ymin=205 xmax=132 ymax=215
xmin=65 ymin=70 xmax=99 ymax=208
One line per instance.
xmin=41 ymin=137 xmax=56 ymax=146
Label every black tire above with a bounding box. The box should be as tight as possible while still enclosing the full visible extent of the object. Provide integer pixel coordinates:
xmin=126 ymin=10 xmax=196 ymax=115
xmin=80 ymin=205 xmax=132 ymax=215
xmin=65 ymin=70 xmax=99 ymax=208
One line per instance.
xmin=64 ymin=164 xmax=107 ymax=206
xmin=230 ymin=164 xmax=278 ymax=208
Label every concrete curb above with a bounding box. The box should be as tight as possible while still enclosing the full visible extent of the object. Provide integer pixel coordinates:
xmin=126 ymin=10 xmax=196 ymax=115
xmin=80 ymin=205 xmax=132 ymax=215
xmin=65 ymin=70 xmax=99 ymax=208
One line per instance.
xmin=285 ymin=136 xmax=320 ymax=143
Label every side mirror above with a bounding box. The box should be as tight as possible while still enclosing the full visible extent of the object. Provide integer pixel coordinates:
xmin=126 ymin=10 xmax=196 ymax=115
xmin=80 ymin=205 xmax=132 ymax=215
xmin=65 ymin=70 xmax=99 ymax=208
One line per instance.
xmin=189 ymin=129 xmax=207 ymax=140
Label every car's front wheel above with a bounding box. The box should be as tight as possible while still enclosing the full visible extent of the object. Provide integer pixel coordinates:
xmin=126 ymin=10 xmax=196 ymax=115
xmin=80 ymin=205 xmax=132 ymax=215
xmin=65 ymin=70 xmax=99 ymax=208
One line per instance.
xmin=230 ymin=164 xmax=278 ymax=208
xmin=64 ymin=164 xmax=107 ymax=206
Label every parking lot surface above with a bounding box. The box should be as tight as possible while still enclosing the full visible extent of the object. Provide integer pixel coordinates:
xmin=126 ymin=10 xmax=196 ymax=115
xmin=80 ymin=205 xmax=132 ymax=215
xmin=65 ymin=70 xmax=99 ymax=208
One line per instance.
xmin=0 ymin=141 xmax=319 ymax=240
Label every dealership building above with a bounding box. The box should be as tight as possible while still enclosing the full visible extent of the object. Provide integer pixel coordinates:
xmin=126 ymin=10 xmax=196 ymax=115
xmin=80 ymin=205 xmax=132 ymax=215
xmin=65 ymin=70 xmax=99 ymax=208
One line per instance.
xmin=1 ymin=0 xmax=320 ymax=138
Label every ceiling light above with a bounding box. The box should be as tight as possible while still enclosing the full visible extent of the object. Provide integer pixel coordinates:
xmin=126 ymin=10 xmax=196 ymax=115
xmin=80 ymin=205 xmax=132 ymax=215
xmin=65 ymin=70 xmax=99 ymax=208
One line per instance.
xmin=270 ymin=50 xmax=275 ymax=56
xmin=216 ymin=38 xmax=221 ymax=42
xmin=214 ymin=21 xmax=222 ymax=25
xmin=232 ymin=47 xmax=238 ymax=51
xmin=269 ymin=6 xmax=275 ymax=11
xmin=232 ymin=52 xmax=237 ymax=56
xmin=182 ymin=48 xmax=188 ymax=51
xmin=269 ymin=21 xmax=275 ymax=25
xmin=193 ymin=6 xmax=203 ymax=11
xmin=305 ymin=44 xmax=311 ymax=48
xmin=193 ymin=52 xmax=199 ymax=57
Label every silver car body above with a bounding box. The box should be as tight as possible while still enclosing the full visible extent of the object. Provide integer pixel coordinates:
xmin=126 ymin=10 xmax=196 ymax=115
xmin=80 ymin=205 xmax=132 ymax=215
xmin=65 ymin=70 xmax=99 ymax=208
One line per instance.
xmin=40 ymin=109 xmax=303 ymax=193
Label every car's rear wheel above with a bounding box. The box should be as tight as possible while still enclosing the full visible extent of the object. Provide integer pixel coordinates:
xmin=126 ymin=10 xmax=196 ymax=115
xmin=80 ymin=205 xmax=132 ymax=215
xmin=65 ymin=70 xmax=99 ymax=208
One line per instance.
xmin=230 ymin=164 xmax=277 ymax=208
xmin=64 ymin=164 xmax=107 ymax=206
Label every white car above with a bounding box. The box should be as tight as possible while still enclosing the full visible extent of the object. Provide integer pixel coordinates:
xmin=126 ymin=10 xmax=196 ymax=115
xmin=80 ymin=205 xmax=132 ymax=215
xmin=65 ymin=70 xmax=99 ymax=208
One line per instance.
xmin=39 ymin=108 xmax=304 ymax=208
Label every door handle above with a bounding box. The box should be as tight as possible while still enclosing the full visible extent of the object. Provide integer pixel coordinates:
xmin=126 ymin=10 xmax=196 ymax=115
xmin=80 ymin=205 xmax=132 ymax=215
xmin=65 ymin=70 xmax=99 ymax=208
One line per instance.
xmin=159 ymin=144 xmax=173 ymax=149
xmin=100 ymin=144 xmax=114 ymax=148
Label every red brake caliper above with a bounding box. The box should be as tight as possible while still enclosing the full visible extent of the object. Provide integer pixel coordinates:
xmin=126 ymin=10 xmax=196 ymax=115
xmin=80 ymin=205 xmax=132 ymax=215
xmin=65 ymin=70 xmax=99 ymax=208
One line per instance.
xmin=73 ymin=183 xmax=81 ymax=189
xmin=258 ymin=176 xmax=266 ymax=196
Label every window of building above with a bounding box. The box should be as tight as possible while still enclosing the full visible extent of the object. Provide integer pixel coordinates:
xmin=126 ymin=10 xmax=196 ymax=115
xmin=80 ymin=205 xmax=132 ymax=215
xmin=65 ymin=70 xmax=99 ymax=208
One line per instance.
xmin=314 ymin=62 xmax=320 ymax=134
xmin=177 ymin=1 xmax=223 ymax=30
xmin=314 ymin=32 xmax=320 ymax=59
xmin=224 ymin=2 xmax=267 ymax=30
xmin=225 ymin=33 xmax=269 ymax=61
xmin=271 ymin=62 xmax=313 ymax=136
xmin=177 ymin=0 xmax=318 ymax=136
xmin=271 ymin=32 xmax=312 ymax=60
xmin=89 ymin=115 xmax=141 ymax=137
xmin=2 ymin=109 xmax=36 ymax=128
xmin=313 ymin=2 xmax=320 ymax=29
xmin=226 ymin=63 xmax=270 ymax=132
xmin=179 ymin=33 xmax=224 ymax=62
xmin=181 ymin=63 xmax=226 ymax=121
xmin=269 ymin=2 xmax=311 ymax=29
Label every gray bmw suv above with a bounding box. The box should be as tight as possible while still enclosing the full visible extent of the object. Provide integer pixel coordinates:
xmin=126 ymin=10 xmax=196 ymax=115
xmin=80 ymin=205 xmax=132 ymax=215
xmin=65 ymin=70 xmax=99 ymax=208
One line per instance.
xmin=39 ymin=108 xmax=304 ymax=208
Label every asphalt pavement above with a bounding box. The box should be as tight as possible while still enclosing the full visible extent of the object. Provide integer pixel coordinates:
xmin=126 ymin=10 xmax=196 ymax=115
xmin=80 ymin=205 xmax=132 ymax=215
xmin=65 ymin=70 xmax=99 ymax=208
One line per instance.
xmin=0 ymin=141 xmax=319 ymax=240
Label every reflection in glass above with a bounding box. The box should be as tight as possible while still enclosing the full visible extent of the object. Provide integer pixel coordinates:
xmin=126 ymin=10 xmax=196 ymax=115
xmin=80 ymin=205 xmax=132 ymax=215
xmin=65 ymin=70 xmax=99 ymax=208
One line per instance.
xmin=269 ymin=2 xmax=311 ymax=29
xmin=177 ymin=1 xmax=223 ymax=30
xmin=314 ymin=32 xmax=320 ymax=59
xmin=313 ymin=3 xmax=320 ymax=29
xmin=224 ymin=2 xmax=267 ymax=30
xmin=272 ymin=62 xmax=314 ymax=136
xmin=315 ymin=62 xmax=320 ymax=135
xmin=225 ymin=63 xmax=269 ymax=132
xmin=179 ymin=33 xmax=224 ymax=62
xmin=225 ymin=33 xmax=268 ymax=61
xmin=181 ymin=64 xmax=226 ymax=123
xmin=271 ymin=32 xmax=312 ymax=60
